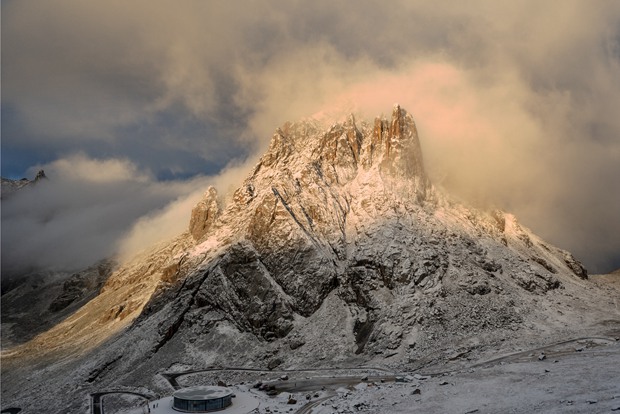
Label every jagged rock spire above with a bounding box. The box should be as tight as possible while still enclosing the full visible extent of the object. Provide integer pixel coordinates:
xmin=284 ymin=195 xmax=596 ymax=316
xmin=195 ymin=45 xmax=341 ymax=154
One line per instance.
xmin=379 ymin=104 xmax=427 ymax=180
xmin=34 ymin=170 xmax=47 ymax=181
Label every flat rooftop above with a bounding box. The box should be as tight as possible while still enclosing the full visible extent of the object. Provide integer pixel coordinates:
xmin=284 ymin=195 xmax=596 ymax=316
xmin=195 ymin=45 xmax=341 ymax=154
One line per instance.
xmin=125 ymin=391 xmax=259 ymax=414
xmin=173 ymin=386 xmax=233 ymax=400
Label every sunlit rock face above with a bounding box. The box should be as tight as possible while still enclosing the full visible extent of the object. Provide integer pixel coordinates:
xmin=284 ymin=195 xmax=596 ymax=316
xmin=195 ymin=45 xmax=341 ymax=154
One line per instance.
xmin=378 ymin=105 xmax=427 ymax=181
xmin=189 ymin=187 xmax=221 ymax=241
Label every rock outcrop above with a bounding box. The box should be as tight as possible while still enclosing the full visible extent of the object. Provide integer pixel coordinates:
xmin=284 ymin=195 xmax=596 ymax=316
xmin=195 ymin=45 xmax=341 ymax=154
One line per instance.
xmin=189 ymin=187 xmax=221 ymax=241
xmin=34 ymin=169 xmax=47 ymax=181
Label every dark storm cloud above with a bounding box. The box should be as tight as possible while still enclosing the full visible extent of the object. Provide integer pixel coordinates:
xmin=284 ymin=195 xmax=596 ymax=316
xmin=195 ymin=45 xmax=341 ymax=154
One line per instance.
xmin=2 ymin=0 xmax=620 ymax=273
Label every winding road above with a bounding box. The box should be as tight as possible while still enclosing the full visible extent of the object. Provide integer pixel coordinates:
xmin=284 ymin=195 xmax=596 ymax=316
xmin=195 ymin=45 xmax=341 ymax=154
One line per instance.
xmin=90 ymin=390 xmax=157 ymax=414
xmin=160 ymin=366 xmax=394 ymax=390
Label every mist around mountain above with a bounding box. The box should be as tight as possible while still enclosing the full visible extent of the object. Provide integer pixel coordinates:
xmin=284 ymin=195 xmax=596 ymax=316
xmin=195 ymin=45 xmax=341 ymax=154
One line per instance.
xmin=0 ymin=156 xmax=221 ymax=283
xmin=1 ymin=107 xmax=620 ymax=413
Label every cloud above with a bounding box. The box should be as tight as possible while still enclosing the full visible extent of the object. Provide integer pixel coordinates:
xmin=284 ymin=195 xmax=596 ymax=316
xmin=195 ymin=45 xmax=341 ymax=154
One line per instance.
xmin=1 ymin=153 xmax=262 ymax=276
xmin=31 ymin=155 xmax=152 ymax=184
xmin=2 ymin=1 xmax=620 ymax=272
xmin=0 ymin=155 xmax=168 ymax=274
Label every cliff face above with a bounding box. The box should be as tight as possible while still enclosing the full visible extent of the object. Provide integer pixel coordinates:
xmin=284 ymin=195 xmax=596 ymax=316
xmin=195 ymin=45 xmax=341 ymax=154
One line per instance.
xmin=2 ymin=106 xmax=602 ymax=414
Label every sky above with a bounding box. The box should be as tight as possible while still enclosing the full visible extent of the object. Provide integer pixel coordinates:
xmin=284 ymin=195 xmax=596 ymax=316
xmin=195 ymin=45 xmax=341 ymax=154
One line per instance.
xmin=2 ymin=0 xmax=620 ymax=275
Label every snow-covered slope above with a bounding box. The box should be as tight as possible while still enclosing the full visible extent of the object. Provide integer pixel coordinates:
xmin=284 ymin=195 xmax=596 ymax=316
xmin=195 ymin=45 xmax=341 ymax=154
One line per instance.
xmin=2 ymin=106 xmax=617 ymax=413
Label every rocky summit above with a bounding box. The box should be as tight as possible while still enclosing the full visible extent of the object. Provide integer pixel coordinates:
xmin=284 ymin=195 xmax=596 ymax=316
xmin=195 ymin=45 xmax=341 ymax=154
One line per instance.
xmin=2 ymin=106 xmax=618 ymax=414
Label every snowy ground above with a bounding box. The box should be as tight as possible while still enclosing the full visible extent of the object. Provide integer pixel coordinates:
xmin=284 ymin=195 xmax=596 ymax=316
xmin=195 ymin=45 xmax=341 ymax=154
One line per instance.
xmin=306 ymin=342 xmax=620 ymax=414
xmin=111 ymin=333 xmax=620 ymax=414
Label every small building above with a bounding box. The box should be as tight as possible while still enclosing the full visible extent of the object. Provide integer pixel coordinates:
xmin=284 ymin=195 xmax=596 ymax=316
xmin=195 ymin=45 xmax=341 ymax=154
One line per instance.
xmin=172 ymin=386 xmax=234 ymax=412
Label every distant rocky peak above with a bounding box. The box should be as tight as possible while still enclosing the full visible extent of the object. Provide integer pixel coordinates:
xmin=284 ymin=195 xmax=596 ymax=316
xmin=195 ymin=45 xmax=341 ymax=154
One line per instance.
xmin=34 ymin=169 xmax=47 ymax=181
xmin=1 ymin=169 xmax=48 ymax=199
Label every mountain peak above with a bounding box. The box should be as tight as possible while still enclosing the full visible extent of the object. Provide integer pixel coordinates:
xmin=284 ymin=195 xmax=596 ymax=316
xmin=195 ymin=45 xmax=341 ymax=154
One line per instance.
xmin=379 ymin=104 xmax=427 ymax=181
xmin=254 ymin=106 xmax=430 ymax=201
